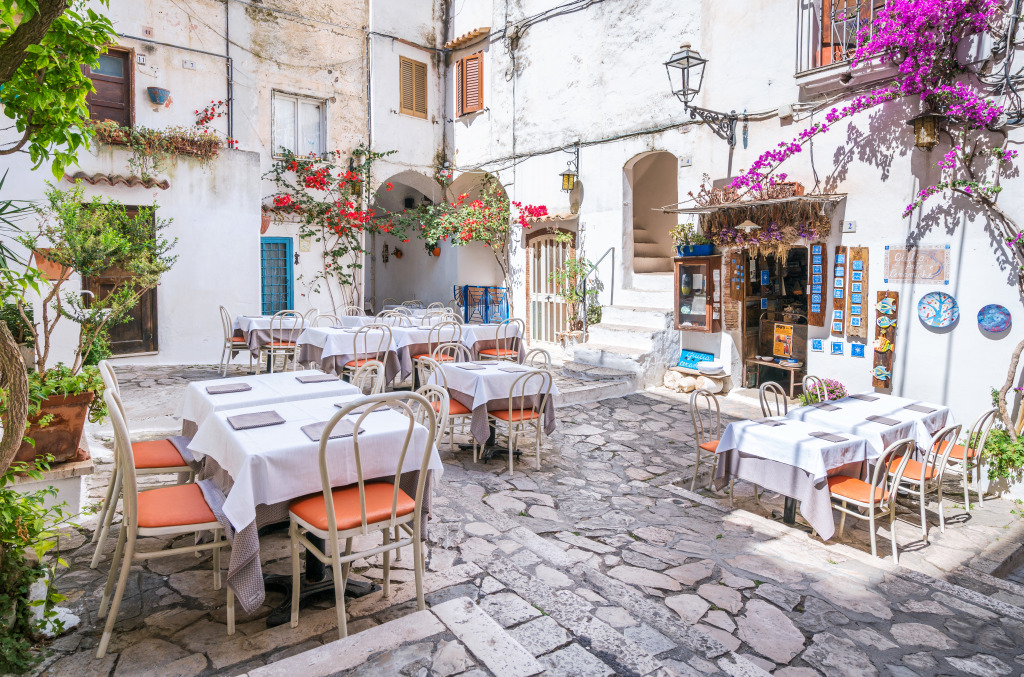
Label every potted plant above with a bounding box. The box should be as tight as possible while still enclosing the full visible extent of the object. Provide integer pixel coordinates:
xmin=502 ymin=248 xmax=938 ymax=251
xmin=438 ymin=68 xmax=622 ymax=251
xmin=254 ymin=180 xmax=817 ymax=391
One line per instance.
xmin=12 ymin=183 xmax=177 ymax=463
xmin=549 ymin=240 xmax=593 ymax=347
xmin=671 ymin=222 xmax=714 ymax=257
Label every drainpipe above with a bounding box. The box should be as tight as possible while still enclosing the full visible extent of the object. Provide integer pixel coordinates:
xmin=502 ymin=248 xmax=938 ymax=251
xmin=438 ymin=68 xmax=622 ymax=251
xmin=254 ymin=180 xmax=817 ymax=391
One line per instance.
xmin=225 ymin=0 xmax=233 ymax=140
xmin=366 ymin=20 xmax=374 ymax=308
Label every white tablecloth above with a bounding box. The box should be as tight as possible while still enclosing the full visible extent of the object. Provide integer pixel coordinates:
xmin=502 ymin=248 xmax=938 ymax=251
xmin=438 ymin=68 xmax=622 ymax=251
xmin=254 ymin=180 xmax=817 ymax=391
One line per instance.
xmin=786 ymin=393 xmax=954 ymax=455
xmin=234 ymin=315 xmax=309 ymax=356
xmin=178 ymin=370 xmax=359 ymax=435
xmin=383 ymin=305 xmax=428 ymax=317
xmin=187 ymin=395 xmax=444 ymax=533
xmin=718 ymin=418 xmax=870 ymax=482
xmin=338 ymin=315 xmax=375 ymax=328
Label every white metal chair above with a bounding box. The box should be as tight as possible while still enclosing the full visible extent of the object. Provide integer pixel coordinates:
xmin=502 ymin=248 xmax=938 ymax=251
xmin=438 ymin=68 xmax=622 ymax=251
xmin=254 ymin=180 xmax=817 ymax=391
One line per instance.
xmin=351 ymin=359 xmax=386 ymax=395
xmin=96 ymin=389 xmax=232 ymax=658
xmin=419 ymin=356 xmax=473 ymax=452
xmin=312 ymin=314 xmax=342 ymax=328
xmin=416 ymin=383 xmax=450 ymax=443
xmin=941 ymin=408 xmax=998 ymax=510
xmin=403 ymin=300 xmax=424 ymax=309
xmin=759 ymin=381 xmax=789 ymax=417
xmin=381 ymin=297 xmax=398 ymax=310
xmin=802 ymin=374 xmax=828 ymax=402
xmin=888 ymin=423 xmax=962 ymax=540
xmin=90 ymin=361 xmax=196 ymax=570
xmin=478 ymin=318 xmax=523 ymax=362
xmin=525 ymin=348 xmax=552 ymax=369
xmin=487 ymin=369 xmax=554 ymax=475
xmin=689 ymin=388 xmax=722 ymax=493
xmin=261 ymin=310 xmax=303 ymax=373
xmin=427 ymin=302 xmax=445 ymax=311
xmin=287 ymin=391 xmax=436 ymax=638
xmin=413 ymin=320 xmax=461 ymax=370
xmin=219 ymin=306 xmax=252 ymax=376
xmin=303 ymin=308 xmax=320 ymax=324
xmin=342 ymin=324 xmax=392 ymax=382
xmin=830 ymin=437 xmax=915 ymax=562
xmin=342 ymin=305 xmax=365 ymax=316
xmin=377 ymin=311 xmax=413 ymax=327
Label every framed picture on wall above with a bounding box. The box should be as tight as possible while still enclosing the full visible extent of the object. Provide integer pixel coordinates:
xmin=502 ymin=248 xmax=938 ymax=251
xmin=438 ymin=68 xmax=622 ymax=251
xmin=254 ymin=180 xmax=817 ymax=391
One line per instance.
xmin=833 ymin=310 xmax=843 ymax=321
xmin=832 ymin=321 xmax=843 ymax=332
xmin=852 ymin=260 xmax=864 ymax=271
xmin=836 ymin=253 xmax=846 ymax=265
xmin=851 ymin=343 xmax=866 ymax=357
xmin=835 ymin=266 xmax=845 ymax=278
xmin=851 ymin=293 xmax=862 ymax=304
xmin=811 ymin=338 xmax=824 ymax=352
xmin=812 ymin=275 xmax=822 ymax=285
xmin=831 ymin=341 xmax=844 ymax=355
xmin=851 ymin=317 xmax=862 ymax=327
xmin=851 ymin=304 xmax=862 ymax=315
xmin=834 ymin=289 xmax=844 ymax=299
xmin=761 ymin=297 xmax=768 ymax=309
xmin=812 ymin=294 xmax=822 ymax=303
xmin=852 ymin=282 xmax=863 ymax=293
xmin=812 ymin=265 xmax=822 ymax=274
xmin=852 ymin=271 xmax=863 ymax=282
xmin=813 ymin=255 xmax=823 ymax=264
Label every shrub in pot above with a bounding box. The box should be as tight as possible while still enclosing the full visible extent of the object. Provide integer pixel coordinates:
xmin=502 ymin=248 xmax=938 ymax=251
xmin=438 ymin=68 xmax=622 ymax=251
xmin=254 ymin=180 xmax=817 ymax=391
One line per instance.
xmin=670 ymin=222 xmax=713 ymax=257
xmin=11 ymin=183 xmax=177 ymax=463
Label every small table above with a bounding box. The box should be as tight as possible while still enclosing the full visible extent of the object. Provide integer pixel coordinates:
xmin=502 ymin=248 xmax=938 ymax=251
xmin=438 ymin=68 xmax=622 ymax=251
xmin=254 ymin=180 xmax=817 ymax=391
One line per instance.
xmin=744 ymin=358 xmax=803 ymax=398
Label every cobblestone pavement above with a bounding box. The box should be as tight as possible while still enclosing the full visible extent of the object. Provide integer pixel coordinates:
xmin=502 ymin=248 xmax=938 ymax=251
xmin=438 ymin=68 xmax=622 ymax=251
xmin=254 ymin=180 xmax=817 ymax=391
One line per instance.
xmin=32 ymin=366 xmax=1024 ymax=676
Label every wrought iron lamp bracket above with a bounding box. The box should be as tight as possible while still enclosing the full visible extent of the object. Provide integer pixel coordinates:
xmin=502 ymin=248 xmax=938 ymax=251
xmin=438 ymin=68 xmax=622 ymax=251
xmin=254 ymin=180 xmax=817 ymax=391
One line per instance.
xmin=685 ymin=105 xmax=738 ymax=146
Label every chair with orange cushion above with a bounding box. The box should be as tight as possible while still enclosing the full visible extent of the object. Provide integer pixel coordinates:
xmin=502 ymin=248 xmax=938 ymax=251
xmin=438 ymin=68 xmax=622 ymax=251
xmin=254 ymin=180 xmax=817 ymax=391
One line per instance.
xmin=888 ymin=424 xmax=961 ymax=540
xmin=351 ymin=359 xmax=386 ymax=395
xmin=942 ymin=408 xmax=997 ymax=510
xmin=830 ymin=438 xmax=915 ymax=562
xmin=689 ymin=388 xmax=722 ymax=492
xmin=287 ymin=391 xmax=437 ymax=638
xmin=413 ymin=321 xmax=461 ymax=376
xmin=342 ymin=324 xmax=393 ymax=382
xmin=96 ymin=389 xmax=232 ymax=658
xmin=477 ymin=318 xmax=524 ymax=363
xmin=419 ymin=356 xmax=473 ymax=452
xmin=90 ymin=361 xmax=198 ymax=569
xmin=260 ymin=310 xmax=303 ymax=373
xmin=219 ymin=305 xmax=252 ymax=376
xmin=487 ymin=369 xmax=553 ymax=475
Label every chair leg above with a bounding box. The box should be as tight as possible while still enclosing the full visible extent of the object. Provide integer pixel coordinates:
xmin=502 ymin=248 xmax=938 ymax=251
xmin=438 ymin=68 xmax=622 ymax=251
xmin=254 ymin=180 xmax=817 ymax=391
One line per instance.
xmin=220 ymin=344 xmax=227 ymax=377
xmin=226 ymin=586 xmax=235 ymax=635
xmin=937 ymin=481 xmax=945 ymax=533
xmin=96 ymin=536 xmax=135 ymax=659
xmin=330 ymin=539 xmax=347 ymax=640
xmin=919 ymin=484 xmax=928 ymax=542
xmin=92 ymin=467 xmax=123 ymax=569
xmin=690 ymin=447 xmax=701 ymax=492
xmin=535 ymin=422 xmax=542 ymax=470
xmin=838 ymin=502 xmax=847 ymax=538
xmin=382 ymin=529 xmax=391 ymax=599
xmin=98 ymin=523 xmax=128 ymax=619
xmin=213 ymin=531 xmax=222 ymax=590
xmin=290 ymin=521 xmax=300 ymax=628
xmin=412 ymin=532 xmax=425 ymax=611
xmin=395 ymin=526 xmax=402 ymax=561
xmin=729 ymin=480 xmax=735 ymax=508
xmin=753 ymin=483 xmax=761 ymax=506
xmin=890 ymin=509 xmax=899 ymax=565
xmin=508 ymin=424 xmax=516 ymax=477
xmin=868 ymin=509 xmax=877 ymax=558
xmin=92 ymin=462 xmax=119 ymax=544
xmin=964 ymin=464 xmax=972 ymax=510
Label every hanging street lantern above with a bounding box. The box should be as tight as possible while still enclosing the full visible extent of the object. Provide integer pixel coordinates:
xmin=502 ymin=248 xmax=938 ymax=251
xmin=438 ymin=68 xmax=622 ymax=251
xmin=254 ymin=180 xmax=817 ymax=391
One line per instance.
xmin=906 ymin=110 xmax=944 ymax=151
xmin=664 ymin=43 xmax=737 ymax=147
xmin=560 ymin=142 xmax=580 ymax=192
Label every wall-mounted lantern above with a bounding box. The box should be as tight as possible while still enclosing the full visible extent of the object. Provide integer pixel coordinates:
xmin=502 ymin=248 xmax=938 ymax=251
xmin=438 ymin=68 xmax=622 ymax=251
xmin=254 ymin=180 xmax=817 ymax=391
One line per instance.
xmin=906 ymin=110 xmax=944 ymax=151
xmin=560 ymin=142 xmax=580 ymax=192
xmin=665 ymin=43 xmax=738 ymax=147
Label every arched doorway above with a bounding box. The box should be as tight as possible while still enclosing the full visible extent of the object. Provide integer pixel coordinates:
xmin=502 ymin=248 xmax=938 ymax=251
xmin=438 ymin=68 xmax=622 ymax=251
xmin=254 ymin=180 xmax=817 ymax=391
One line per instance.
xmin=624 ymin=151 xmax=678 ymax=275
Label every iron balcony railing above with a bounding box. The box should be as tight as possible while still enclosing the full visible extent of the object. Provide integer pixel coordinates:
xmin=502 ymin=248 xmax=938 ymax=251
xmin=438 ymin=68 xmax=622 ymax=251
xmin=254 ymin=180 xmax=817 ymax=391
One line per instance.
xmin=796 ymin=0 xmax=887 ymax=74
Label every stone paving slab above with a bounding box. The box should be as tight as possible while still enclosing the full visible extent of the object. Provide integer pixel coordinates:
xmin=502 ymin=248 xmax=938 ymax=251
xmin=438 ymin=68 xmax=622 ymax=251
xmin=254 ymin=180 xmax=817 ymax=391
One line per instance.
xmin=31 ymin=366 xmax=1024 ymax=676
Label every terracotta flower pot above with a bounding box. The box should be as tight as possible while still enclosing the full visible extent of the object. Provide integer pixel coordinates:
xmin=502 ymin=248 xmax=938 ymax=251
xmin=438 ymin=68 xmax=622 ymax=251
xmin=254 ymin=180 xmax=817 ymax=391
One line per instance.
xmin=261 ymin=212 xmax=271 ymax=234
xmin=14 ymin=391 xmax=95 ymax=465
xmin=432 ymin=247 xmax=441 ymax=257
xmin=32 ymin=249 xmax=71 ymax=283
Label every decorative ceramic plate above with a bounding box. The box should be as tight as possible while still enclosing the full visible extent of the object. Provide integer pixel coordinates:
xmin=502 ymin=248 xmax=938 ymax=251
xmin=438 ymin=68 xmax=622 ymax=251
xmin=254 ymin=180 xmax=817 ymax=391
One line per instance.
xmin=917 ymin=291 xmax=959 ymax=328
xmin=978 ymin=304 xmax=1012 ymax=332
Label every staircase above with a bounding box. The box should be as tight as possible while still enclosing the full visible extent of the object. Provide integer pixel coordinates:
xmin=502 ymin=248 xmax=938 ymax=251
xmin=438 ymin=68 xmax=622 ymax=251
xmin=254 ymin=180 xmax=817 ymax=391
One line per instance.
xmin=565 ymin=273 xmax=679 ymax=388
xmin=631 ymin=223 xmax=674 ymax=273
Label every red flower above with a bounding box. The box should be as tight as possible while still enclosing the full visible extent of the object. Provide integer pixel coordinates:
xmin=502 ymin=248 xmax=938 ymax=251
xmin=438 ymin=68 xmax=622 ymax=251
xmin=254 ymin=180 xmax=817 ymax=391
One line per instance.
xmin=385 ymin=182 xmax=394 ymax=191
xmin=273 ymin=194 xmax=292 ymax=207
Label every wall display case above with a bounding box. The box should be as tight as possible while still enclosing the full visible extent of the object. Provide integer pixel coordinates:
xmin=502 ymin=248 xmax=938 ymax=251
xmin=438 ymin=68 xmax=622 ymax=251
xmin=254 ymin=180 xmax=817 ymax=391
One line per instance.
xmin=673 ymin=256 xmax=721 ymax=333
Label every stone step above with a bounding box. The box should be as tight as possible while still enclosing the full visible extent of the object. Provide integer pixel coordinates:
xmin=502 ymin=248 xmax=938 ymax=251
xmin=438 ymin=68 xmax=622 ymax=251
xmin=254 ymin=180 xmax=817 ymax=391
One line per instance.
xmin=586 ymin=323 xmax=661 ymax=351
xmin=616 ymin=287 xmax=674 ymax=308
xmin=571 ymin=342 xmax=649 ymax=375
xmin=633 ymin=256 xmax=673 ymax=274
xmin=560 ymin=360 xmax=636 ymax=381
xmin=600 ymin=305 xmax=673 ymax=330
xmin=554 ymin=376 xmax=636 ymax=406
xmin=632 ymin=231 xmax=660 ymax=245
xmin=633 ymin=241 xmax=672 ymax=258
xmin=632 ymin=272 xmax=676 ymax=291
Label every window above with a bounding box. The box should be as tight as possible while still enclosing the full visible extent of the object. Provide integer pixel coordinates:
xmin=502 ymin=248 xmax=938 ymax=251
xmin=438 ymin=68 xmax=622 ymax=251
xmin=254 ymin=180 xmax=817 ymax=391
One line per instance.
xmin=399 ymin=56 xmax=428 ymax=119
xmin=272 ymin=92 xmax=324 ymax=156
xmin=456 ymin=52 xmax=483 ymax=117
xmin=85 ymin=49 xmax=133 ymax=126
xmin=800 ymin=0 xmax=887 ymax=71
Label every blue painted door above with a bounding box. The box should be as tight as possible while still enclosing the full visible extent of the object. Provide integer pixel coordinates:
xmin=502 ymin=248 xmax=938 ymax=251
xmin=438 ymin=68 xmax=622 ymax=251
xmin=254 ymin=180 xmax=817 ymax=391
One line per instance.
xmin=260 ymin=237 xmax=293 ymax=314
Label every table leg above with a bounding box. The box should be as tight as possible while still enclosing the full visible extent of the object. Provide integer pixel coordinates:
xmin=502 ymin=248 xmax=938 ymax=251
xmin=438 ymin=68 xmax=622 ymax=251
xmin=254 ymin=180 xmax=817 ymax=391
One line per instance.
xmin=783 ymin=497 xmax=797 ymax=525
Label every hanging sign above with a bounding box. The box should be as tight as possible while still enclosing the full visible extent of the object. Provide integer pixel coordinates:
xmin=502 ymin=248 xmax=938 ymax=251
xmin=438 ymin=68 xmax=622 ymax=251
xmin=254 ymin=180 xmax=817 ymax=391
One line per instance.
xmin=845 ymin=246 xmax=869 ymax=339
xmin=808 ymin=242 xmax=827 ymax=327
xmin=882 ymin=244 xmax=950 ymax=285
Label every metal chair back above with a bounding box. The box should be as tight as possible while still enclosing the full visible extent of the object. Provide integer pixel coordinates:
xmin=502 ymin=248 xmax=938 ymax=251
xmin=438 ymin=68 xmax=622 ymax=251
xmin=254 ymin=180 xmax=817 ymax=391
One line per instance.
xmin=759 ymin=381 xmax=788 ymax=417
xmin=432 ymin=342 xmax=472 ymax=363
xmin=403 ymin=300 xmax=424 ymax=309
xmin=525 ymin=348 xmax=552 ymax=369
xmin=351 ymin=359 xmax=386 ymax=395
xmin=869 ymin=438 xmax=916 ymax=510
xmin=926 ymin=424 xmax=964 ymax=482
xmin=506 ymin=369 xmax=553 ymax=423
xmin=313 ymin=314 xmax=342 ymax=328
xmin=418 ymin=356 xmax=446 ymax=388
xmin=427 ymin=321 xmax=461 ymax=357
xmin=690 ymin=388 xmax=721 ymax=447
xmin=427 ymin=302 xmax=445 ymax=310
xmin=415 ymin=384 xmax=449 ymax=441
xmin=802 ymin=374 xmax=828 ymax=402
xmin=270 ymin=310 xmax=303 ymax=342
xmin=355 ymin=324 xmax=393 ymax=364
xmin=342 ymin=305 xmax=365 ymax=316
xmin=219 ymin=306 xmax=235 ymax=344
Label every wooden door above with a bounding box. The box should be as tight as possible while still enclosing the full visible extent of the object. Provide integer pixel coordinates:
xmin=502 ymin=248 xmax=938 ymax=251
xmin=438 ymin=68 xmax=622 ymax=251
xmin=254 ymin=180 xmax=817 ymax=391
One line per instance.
xmin=83 ymin=273 xmax=158 ymax=355
xmin=528 ymin=234 xmax=570 ymax=343
xmin=85 ymin=49 xmax=132 ymax=126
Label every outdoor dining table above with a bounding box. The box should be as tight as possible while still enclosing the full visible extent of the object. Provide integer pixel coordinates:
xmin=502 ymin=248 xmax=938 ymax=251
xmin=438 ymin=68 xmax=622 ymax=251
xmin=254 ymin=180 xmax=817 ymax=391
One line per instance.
xmin=460 ymin=322 xmax=526 ymax=363
xmin=177 ymin=370 xmax=359 ymax=437
xmin=383 ymin=304 xmax=428 ymax=317
xmin=785 ymin=392 xmax=954 ymax=456
xmin=294 ymin=327 xmax=404 ymax=382
xmin=186 ymin=394 xmax=443 ymax=619
xmin=434 ymin=362 xmax=559 ymax=451
xmin=713 ymin=417 xmax=871 ymax=540
xmin=233 ymin=315 xmax=310 ymax=357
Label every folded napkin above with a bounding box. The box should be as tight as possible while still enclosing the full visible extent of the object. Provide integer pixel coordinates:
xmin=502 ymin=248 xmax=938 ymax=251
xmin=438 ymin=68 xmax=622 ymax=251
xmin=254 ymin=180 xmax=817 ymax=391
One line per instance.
xmin=456 ymin=364 xmax=487 ymax=371
xmin=296 ymin=373 xmax=340 ymax=384
xmin=228 ymin=411 xmax=285 ymax=431
xmin=810 ymin=431 xmax=847 ymax=443
xmin=849 ymin=393 xmax=880 ymax=401
xmin=753 ymin=418 xmax=786 ymax=427
xmin=301 ymin=419 xmax=364 ymax=442
xmin=865 ymin=415 xmax=900 ymax=426
xmin=206 ymin=383 xmax=253 ymax=395
xmin=499 ymin=366 xmax=531 ymax=373
xmin=903 ymin=403 xmax=937 ymax=414
xmin=811 ymin=402 xmax=840 ymax=411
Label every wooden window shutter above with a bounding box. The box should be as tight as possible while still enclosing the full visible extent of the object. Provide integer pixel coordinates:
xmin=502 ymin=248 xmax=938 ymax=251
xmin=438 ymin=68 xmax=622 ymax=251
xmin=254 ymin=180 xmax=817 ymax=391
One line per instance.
xmin=463 ymin=53 xmax=483 ymax=114
xmin=399 ymin=56 xmax=427 ymax=118
xmin=455 ymin=57 xmax=465 ymax=117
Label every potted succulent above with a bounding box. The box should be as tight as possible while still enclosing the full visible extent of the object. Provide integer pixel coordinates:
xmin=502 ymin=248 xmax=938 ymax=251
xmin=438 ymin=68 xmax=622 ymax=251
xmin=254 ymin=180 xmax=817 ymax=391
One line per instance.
xmin=671 ymin=222 xmax=714 ymax=257
xmin=11 ymin=183 xmax=177 ymax=463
